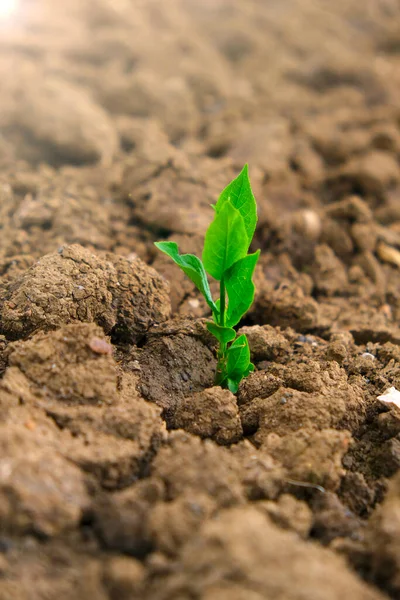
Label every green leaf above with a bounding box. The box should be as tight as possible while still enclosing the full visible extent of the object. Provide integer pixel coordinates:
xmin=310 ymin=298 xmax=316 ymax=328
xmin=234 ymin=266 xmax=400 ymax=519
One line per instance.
xmin=225 ymin=250 xmax=260 ymax=327
xmin=202 ymin=201 xmax=248 ymax=281
xmin=215 ymin=164 xmax=257 ymax=244
xmin=212 ymin=297 xmax=221 ymax=321
xmin=227 ymin=378 xmax=239 ymax=394
xmin=246 ymin=362 xmax=255 ymax=376
xmin=206 ymin=322 xmax=236 ymax=344
xmin=227 ymin=362 xmax=254 ymax=394
xmin=154 ymin=241 xmax=217 ymax=313
xmin=226 ymin=334 xmax=251 ymax=381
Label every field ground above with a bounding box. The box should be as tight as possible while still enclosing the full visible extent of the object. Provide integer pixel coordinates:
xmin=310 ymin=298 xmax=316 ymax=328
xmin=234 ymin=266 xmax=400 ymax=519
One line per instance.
xmin=1 ymin=1 xmax=400 ymax=598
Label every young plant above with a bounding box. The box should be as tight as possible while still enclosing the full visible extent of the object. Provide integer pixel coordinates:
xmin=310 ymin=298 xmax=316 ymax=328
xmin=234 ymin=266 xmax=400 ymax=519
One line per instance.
xmin=155 ymin=165 xmax=259 ymax=393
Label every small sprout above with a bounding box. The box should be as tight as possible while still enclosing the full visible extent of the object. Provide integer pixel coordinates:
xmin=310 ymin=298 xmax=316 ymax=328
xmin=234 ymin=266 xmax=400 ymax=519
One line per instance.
xmin=155 ymin=165 xmax=259 ymax=392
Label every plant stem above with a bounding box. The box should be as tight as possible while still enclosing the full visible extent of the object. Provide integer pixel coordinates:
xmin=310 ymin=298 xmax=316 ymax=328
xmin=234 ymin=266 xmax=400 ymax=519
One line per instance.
xmin=219 ymin=277 xmax=226 ymax=327
xmin=215 ymin=277 xmax=227 ymax=385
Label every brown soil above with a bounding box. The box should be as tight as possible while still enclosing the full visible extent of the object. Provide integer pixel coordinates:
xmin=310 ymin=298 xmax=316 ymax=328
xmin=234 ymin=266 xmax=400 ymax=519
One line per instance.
xmin=1 ymin=1 xmax=400 ymax=598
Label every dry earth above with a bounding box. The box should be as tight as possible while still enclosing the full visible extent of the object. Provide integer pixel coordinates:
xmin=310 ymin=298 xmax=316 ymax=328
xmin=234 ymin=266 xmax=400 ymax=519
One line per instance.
xmin=1 ymin=0 xmax=400 ymax=598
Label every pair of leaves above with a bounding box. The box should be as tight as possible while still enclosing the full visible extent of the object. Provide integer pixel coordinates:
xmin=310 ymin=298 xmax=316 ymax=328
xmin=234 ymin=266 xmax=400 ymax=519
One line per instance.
xmin=205 ymin=248 xmax=259 ymax=334
xmin=206 ymin=322 xmax=236 ymax=344
xmin=155 ymin=164 xmax=258 ymax=392
xmin=206 ymin=327 xmax=254 ymax=392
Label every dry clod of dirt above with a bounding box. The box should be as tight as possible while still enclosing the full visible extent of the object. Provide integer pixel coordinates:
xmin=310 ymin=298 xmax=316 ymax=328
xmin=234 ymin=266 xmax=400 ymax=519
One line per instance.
xmin=324 ymin=195 xmax=374 ymax=223
xmin=326 ymin=340 xmax=348 ymax=364
xmin=93 ymin=480 xmax=164 ymax=556
xmin=244 ymin=386 xmax=343 ymax=436
xmin=320 ymin=216 xmax=355 ymax=260
xmin=174 ymin=386 xmax=243 ymax=445
xmin=340 ymin=471 xmax=383 ymax=518
xmin=230 ymin=441 xmax=286 ymax=501
xmin=237 ymin=370 xmax=284 ymax=408
xmin=1 ymin=66 xmax=118 ymax=166
xmin=49 ymin=371 xmax=165 ymax=489
xmin=368 ymin=471 xmax=400 ymax=595
xmin=253 ymin=280 xmax=322 ymax=332
xmin=148 ymin=492 xmax=216 ymax=556
xmin=376 ymin=409 xmax=400 ymax=440
xmin=123 ymin=153 xmax=236 ymax=236
xmin=0 ymin=323 xmax=166 ymax=490
xmin=228 ymin=119 xmax=292 ymax=176
xmin=256 ymin=493 xmax=313 ymax=539
xmin=261 ymin=428 xmax=351 ymax=491
xmin=0 ymin=542 xmax=107 ymax=600
xmin=240 ymin=360 xmax=366 ymax=437
xmin=0 ymin=174 xmax=118 ymax=261
xmin=0 ymin=244 xmax=170 ymax=342
xmin=139 ymin=318 xmax=216 ymax=421
xmin=237 ymin=324 xmax=290 ymax=363
xmin=49 ymin=395 xmax=164 ymax=489
xmin=0 ymin=424 xmax=90 ymax=537
xmin=351 ymin=222 xmax=378 ymax=252
xmin=324 ymin=151 xmax=400 ymax=206
xmin=148 ymin=507 xmax=386 ymax=600
xmin=310 ymin=244 xmax=348 ymax=296
xmin=7 ymin=323 xmax=118 ymax=405
xmin=106 ymin=251 xmax=171 ymax=343
xmin=103 ymin=555 xmax=146 ymax=600
xmin=311 ymin=491 xmax=364 ymax=545
xmin=151 ymin=431 xmax=245 ymax=507
xmin=0 ymin=334 xmax=8 ymax=377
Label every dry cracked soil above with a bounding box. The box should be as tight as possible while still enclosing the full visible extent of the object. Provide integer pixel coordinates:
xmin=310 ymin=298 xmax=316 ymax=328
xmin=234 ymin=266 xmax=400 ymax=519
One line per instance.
xmin=1 ymin=0 xmax=400 ymax=599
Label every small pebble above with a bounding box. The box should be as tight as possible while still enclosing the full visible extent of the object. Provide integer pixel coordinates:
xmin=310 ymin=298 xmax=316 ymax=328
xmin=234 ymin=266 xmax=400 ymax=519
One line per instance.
xmin=88 ymin=337 xmax=113 ymax=355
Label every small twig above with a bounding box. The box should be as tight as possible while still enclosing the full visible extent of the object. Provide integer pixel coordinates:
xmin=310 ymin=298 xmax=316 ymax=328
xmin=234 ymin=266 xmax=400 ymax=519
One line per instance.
xmin=285 ymin=478 xmax=326 ymax=494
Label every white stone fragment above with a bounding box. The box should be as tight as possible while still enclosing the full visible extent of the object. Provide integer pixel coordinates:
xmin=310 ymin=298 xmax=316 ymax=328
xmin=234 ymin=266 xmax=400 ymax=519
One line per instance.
xmin=377 ymin=387 xmax=400 ymax=409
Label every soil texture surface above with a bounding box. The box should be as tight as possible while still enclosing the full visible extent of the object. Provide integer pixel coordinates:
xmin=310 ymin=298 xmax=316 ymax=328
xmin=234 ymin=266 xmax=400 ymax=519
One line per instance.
xmin=1 ymin=1 xmax=400 ymax=599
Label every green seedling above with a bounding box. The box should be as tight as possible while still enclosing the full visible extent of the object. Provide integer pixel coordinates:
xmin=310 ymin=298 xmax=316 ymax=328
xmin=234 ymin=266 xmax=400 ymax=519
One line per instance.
xmin=155 ymin=165 xmax=259 ymax=393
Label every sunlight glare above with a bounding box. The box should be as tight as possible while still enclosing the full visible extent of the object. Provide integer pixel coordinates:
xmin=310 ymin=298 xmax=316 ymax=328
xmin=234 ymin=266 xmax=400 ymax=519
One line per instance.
xmin=0 ymin=0 xmax=19 ymax=20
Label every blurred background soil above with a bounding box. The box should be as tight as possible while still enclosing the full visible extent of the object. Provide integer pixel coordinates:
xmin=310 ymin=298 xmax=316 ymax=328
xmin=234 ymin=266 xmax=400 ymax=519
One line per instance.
xmin=1 ymin=1 xmax=400 ymax=599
